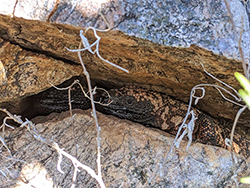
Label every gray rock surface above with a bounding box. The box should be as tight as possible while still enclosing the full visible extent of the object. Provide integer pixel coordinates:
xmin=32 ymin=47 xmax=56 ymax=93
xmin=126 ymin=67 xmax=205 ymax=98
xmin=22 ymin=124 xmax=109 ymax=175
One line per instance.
xmin=0 ymin=2 xmax=249 ymax=187
xmin=2 ymin=0 xmax=250 ymax=62
xmin=0 ymin=109 xmax=249 ymax=187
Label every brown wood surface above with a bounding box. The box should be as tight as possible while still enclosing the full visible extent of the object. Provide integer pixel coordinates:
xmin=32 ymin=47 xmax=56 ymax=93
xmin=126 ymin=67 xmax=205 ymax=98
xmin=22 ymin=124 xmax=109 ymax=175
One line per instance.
xmin=0 ymin=14 xmax=247 ymax=124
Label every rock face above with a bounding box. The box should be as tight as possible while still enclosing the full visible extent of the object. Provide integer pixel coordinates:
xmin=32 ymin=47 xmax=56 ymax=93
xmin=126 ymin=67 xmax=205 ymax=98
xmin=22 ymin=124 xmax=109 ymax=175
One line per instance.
xmin=0 ymin=39 xmax=82 ymax=102
xmin=0 ymin=13 xmax=248 ymax=125
xmin=0 ymin=1 xmax=249 ymax=187
xmin=0 ymin=36 xmax=82 ymax=115
xmin=1 ymin=109 xmax=249 ymax=187
xmin=0 ymin=0 xmax=249 ymax=124
xmin=4 ymin=0 xmax=250 ymax=62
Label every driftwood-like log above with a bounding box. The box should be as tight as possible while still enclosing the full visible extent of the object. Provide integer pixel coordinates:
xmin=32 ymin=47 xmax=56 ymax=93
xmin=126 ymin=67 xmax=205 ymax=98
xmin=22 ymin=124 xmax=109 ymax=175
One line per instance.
xmin=0 ymin=14 xmax=247 ymax=124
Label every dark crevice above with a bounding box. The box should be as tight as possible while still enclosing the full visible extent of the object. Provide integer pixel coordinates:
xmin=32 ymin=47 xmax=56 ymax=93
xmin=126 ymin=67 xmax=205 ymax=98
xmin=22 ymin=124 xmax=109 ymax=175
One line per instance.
xmin=19 ymin=76 xmax=120 ymax=120
xmin=3 ymin=74 xmax=250 ymax=157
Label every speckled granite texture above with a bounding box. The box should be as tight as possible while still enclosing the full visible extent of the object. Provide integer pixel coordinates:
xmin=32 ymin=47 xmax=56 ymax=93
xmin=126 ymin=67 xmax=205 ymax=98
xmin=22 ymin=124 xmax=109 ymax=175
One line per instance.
xmin=3 ymin=0 xmax=250 ymax=62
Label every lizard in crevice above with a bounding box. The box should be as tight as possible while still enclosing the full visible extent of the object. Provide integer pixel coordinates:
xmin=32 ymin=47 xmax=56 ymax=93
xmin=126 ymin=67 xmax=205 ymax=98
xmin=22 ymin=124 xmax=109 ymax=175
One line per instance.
xmin=29 ymin=85 xmax=250 ymax=157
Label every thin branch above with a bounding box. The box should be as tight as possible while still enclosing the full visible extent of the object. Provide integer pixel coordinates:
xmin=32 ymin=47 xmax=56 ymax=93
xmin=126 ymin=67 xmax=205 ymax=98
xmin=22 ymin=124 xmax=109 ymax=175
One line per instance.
xmin=0 ymin=108 xmax=106 ymax=188
xmin=76 ymin=41 xmax=103 ymax=179
xmin=229 ymin=105 xmax=247 ymax=165
xmin=200 ymin=62 xmax=242 ymax=101
xmin=223 ymin=0 xmax=248 ymax=78
xmin=47 ymin=0 xmax=61 ymax=22
xmin=173 ymin=62 xmax=244 ymax=150
xmin=49 ymin=80 xmax=112 ymax=107
xmin=66 ymin=28 xmax=129 ymax=73
xmin=12 ymin=0 xmax=19 ymax=18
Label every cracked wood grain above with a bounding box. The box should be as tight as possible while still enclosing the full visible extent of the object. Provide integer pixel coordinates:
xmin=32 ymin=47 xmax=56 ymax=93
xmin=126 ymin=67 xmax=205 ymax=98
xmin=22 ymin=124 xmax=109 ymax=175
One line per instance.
xmin=0 ymin=14 xmax=248 ymax=125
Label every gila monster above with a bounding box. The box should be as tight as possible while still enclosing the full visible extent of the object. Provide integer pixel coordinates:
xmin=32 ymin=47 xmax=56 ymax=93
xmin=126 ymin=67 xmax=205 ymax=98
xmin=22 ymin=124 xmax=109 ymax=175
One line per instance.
xmin=30 ymin=85 xmax=250 ymax=157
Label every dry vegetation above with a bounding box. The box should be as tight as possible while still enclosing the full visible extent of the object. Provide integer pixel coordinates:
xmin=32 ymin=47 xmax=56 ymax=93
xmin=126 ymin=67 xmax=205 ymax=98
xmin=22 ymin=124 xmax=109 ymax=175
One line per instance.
xmin=0 ymin=1 xmax=250 ymax=187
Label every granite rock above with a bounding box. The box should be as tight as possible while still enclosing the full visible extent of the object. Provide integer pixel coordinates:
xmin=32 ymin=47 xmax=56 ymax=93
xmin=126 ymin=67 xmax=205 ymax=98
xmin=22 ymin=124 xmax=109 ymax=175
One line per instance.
xmin=0 ymin=109 xmax=249 ymax=187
